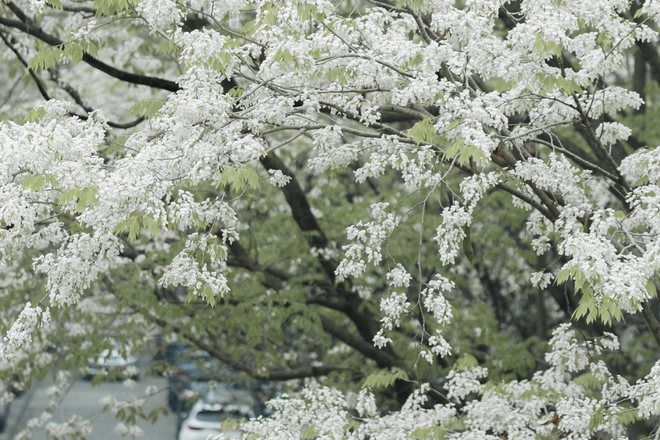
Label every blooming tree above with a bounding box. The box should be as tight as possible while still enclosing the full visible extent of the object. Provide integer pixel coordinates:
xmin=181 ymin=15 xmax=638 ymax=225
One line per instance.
xmin=0 ymin=0 xmax=660 ymax=437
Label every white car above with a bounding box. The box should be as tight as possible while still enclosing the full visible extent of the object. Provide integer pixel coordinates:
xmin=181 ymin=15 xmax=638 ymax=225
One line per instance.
xmin=177 ymin=399 xmax=255 ymax=440
xmin=86 ymin=342 xmax=140 ymax=381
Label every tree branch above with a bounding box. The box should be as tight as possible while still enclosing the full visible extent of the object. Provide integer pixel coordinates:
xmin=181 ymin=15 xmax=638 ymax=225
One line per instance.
xmin=0 ymin=2 xmax=180 ymax=92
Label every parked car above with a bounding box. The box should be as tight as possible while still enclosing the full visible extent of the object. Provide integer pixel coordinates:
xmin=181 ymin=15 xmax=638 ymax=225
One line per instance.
xmin=177 ymin=390 xmax=256 ymax=440
xmin=153 ymin=340 xmax=191 ymax=366
xmin=168 ymin=350 xmax=238 ymax=413
xmin=86 ymin=342 xmax=140 ymax=381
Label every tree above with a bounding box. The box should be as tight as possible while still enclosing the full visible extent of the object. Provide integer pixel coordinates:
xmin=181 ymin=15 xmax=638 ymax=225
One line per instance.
xmin=1 ymin=0 xmax=660 ymax=437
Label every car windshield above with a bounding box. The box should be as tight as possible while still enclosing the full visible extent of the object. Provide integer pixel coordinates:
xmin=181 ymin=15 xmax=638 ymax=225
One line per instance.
xmin=195 ymin=409 xmax=248 ymax=423
xmin=177 ymin=352 xmax=243 ymax=384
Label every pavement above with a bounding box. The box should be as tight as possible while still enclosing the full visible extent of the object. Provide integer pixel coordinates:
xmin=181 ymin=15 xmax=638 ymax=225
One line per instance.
xmin=1 ymin=370 xmax=178 ymax=439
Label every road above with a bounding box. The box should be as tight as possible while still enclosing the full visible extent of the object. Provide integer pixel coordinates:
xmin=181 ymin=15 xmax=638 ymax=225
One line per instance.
xmin=2 ymin=373 xmax=178 ymax=439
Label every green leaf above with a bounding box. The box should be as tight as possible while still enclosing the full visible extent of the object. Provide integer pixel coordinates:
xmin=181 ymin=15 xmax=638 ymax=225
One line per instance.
xmin=455 ymin=353 xmax=478 ymax=371
xmin=411 ymin=426 xmax=447 ymax=440
xmin=47 ymin=0 xmax=64 ymax=9
xmin=408 ymin=118 xmax=436 ymax=145
xmin=242 ymin=20 xmax=257 ymax=36
xmin=296 ymin=3 xmax=322 ymax=21
xmin=396 ymin=0 xmax=424 ymax=8
xmin=362 ymin=369 xmax=408 ymax=390
xmin=532 ymin=34 xmax=562 ymax=57
xmin=22 ymin=174 xmax=57 ymax=191
xmin=407 ymin=53 xmax=424 ymax=68
xmin=129 ymin=99 xmax=165 ymax=119
xmin=301 ymin=425 xmax=320 ymax=439
xmin=156 ymin=40 xmax=178 ymax=56
xmin=76 ymin=187 xmax=98 ymax=211
xmin=23 ymin=107 xmax=47 ymax=123
xmin=93 ymin=0 xmax=138 ymax=17
xmin=106 ymin=134 xmax=130 ymax=156
xmin=62 ymin=43 xmax=85 ymax=64
xmin=574 ymin=372 xmax=602 ymax=390
xmin=218 ymin=166 xmax=260 ymax=190
xmin=589 ymin=406 xmax=606 ymax=430
xmin=58 ymin=188 xmax=80 ymax=206
xmin=28 ymin=46 xmax=61 ymax=72
xmin=646 ymin=280 xmax=657 ymax=298
xmin=556 ymin=267 xmax=570 ymax=284
xmin=227 ymin=87 xmax=245 ymax=98
xmin=616 ymin=407 xmax=640 ymax=425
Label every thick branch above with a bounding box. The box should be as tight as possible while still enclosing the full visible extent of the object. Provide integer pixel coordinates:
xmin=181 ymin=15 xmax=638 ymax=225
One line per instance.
xmin=259 ymin=152 xmax=336 ymax=282
xmin=0 ymin=2 xmax=180 ymax=92
xmin=150 ymin=313 xmax=344 ymax=380
xmin=319 ymin=315 xmax=408 ymax=370
xmin=641 ymin=301 xmax=660 ymax=348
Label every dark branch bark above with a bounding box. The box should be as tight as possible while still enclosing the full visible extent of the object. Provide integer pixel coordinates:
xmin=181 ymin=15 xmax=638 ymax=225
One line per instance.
xmin=641 ymin=300 xmax=660 ymax=348
xmin=149 ymin=312 xmax=345 ymax=380
xmin=259 ymin=152 xmax=336 ymax=282
xmin=633 ymin=48 xmax=647 ymax=114
xmin=319 ymin=315 xmax=408 ymax=370
xmin=0 ymin=2 xmax=180 ymax=92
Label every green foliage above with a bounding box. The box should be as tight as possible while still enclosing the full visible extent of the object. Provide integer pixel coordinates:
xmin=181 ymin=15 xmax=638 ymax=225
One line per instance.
xmin=454 ymin=353 xmax=478 ymax=371
xmin=93 ymin=0 xmax=138 ymax=16
xmin=58 ymin=187 xmax=99 ymax=212
xmin=105 ymin=134 xmax=130 ymax=156
xmin=114 ymin=211 xmax=160 ymax=240
xmin=28 ymin=46 xmax=61 ymax=71
xmin=23 ymin=106 xmax=47 ymax=123
xmin=411 ymin=418 xmax=466 ymax=439
xmin=29 ymin=40 xmax=99 ymax=72
xmin=395 ymin=0 xmax=425 ymax=9
xmin=616 ymin=406 xmax=640 ymax=425
xmin=573 ymin=372 xmax=604 ymax=390
xmin=409 ymin=118 xmax=437 ymax=145
xmin=129 ymin=99 xmax=165 ymax=119
xmin=442 ymin=139 xmax=488 ymax=166
xmin=47 ymin=0 xmax=64 ymax=9
xmin=323 ymin=67 xmax=356 ymax=84
xmin=296 ymin=3 xmax=324 ymax=21
xmin=218 ymin=165 xmax=261 ymax=191
xmin=156 ymin=39 xmax=179 ymax=56
xmin=532 ymin=35 xmax=562 ymax=58
xmin=21 ymin=174 xmax=58 ymax=191
xmin=301 ymin=425 xmax=320 ymax=439
xmin=362 ymin=369 xmax=409 ymax=390
xmin=557 ymin=266 xmax=623 ymax=325
xmin=535 ymin=73 xmax=582 ymax=95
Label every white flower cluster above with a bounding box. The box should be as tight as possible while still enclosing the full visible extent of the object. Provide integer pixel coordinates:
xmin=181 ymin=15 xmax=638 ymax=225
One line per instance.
xmin=71 ymin=20 xmax=99 ymax=42
xmin=33 ymin=233 xmax=121 ymax=307
xmin=309 ymin=126 xmax=358 ymax=174
xmin=434 ymin=204 xmax=472 ymax=265
xmin=386 ymin=264 xmax=412 ymax=288
xmin=159 ymin=233 xmax=230 ymax=301
xmin=45 ymin=415 xmax=92 ymax=440
xmin=136 ymin=0 xmax=183 ymax=33
xmin=545 ymin=324 xmax=618 ymax=373
xmin=267 ymin=169 xmax=292 ymax=187
xmin=379 ymin=291 xmax=410 ymax=332
xmin=2 ymin=304 xmax=49 ymax=359
xmin=336 ymin=203 xmax=400 ymax=280
xmin=175 ymin=28 xmax=233 ymax=69
xmin=560 ymin=231 xmax=655 ymax=313
xmin=530 ymin=271 xmax=554 ymax=289
xmin=435 ymin=173 xmax=500 ymax=265
xmin=446 ymin=366 xmax=488 ymax=401
xmin=166 ymin=191 xmax=238 ymax=233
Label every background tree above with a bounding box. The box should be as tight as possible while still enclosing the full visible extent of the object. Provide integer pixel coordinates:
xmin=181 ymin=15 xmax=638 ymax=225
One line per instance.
xmin=0 ymin=0 xmax=660 ymax=438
